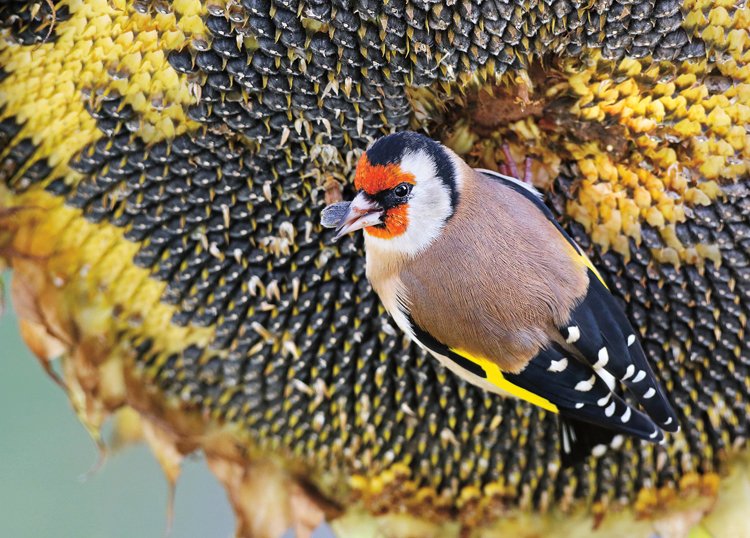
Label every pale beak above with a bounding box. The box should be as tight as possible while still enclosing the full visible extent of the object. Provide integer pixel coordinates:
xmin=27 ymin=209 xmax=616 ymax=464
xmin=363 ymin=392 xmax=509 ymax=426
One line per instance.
xmin=333 ymin=192 xmax=383 ymax=240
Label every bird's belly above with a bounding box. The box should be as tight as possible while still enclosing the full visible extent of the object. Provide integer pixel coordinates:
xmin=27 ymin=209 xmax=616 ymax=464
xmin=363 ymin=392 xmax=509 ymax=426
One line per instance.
xmin=375 ymin=278 xmax=519 ymax=402
xmin=371 ymin=273 xmax=416 ymax=339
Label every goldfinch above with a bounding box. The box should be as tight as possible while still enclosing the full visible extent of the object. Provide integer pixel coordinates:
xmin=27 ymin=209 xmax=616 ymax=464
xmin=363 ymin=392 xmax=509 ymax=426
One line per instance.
xmin=322 ymin=132 xmax=679 ymax=464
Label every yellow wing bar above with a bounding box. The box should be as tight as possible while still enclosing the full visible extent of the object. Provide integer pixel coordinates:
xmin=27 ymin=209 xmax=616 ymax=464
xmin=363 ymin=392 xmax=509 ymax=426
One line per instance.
xmin=451 ymin=348 xmax=559 ymax=414
xmin=579 ymin=253 xmax=609 ymax=290
xmin=563 ymin=240 xmax=609 ymax=290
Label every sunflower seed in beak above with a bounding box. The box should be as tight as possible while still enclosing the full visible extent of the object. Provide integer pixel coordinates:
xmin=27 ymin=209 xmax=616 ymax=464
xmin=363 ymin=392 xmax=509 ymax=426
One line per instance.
xmin=320 ymin=201 xmax=351 ymax=228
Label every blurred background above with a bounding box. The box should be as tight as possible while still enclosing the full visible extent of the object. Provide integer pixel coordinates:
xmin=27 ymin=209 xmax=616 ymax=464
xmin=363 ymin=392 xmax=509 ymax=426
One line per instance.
xmin=0 ymin=279 xmax=235 ymax=538
xmin=0 ymin=277 xmax=335 ymax=537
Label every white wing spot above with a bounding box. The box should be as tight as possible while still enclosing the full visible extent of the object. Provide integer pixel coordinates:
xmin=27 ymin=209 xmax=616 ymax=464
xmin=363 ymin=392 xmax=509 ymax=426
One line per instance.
xmin=593 ymin=347 xmax=609 ymax=370
xmin=623 ymin=365 xmax=635 ymax=380
xmin=649 ymin=429 xmax=660 ymax=439
xmin=548 ymin=358 xmax=568 ymax=373
xmin=597 ymin=393 xmax=612 ymax=407
xmin=633 ymin=370 xmax=647 ymax=383
xmin=664 ymin=417 xmax=673 ymax=426
xmin=643 ymin=387 xmax=656 ymax=399
xmin=592 ymin=444 xmax=607 ymax=457
xmin=566 ymin=326 xmax=581 ymax=344
xmin=575 ymin=375 xmax=596 ymax=392
xmin=575 ymin=402 xmax=585 ymax=409
xmin=605 ymin=401 xmax=616 ymax=417
xmin=621 ymin=407 xmax=632 ymax=423
xmin=598 ymin=369 xmax=617 ymax=391
xmin=627 ymin=334 xmax=636 ymax=346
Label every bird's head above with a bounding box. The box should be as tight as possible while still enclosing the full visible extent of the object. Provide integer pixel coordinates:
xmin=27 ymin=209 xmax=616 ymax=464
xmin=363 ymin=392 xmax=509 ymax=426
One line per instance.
xmin=329 ymin=132 xmax=460 ymax=255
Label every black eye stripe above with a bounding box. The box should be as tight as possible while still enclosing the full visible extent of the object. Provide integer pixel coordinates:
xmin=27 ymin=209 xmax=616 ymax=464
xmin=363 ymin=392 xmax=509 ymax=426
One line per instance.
xmin=373 ymin=183 xmax=413 ymax=209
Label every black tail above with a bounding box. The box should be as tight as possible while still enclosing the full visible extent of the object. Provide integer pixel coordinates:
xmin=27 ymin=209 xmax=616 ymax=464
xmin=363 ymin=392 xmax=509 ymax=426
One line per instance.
xmin=559 ymin=417 xmax=620 ymax=467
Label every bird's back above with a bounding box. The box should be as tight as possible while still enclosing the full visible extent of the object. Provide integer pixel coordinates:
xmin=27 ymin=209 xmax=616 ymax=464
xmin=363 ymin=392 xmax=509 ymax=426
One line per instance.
xmin=400 ymin=169 xmax=589 ymax=372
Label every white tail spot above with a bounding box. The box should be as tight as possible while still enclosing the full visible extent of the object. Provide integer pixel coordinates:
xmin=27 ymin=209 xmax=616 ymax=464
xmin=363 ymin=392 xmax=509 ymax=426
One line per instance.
xmin=627 ymin=334 xmax=636 ymax=346
xmin=605 ymin=401 xmax=616 ymax=417
xmin=633 ymin=370 xmax=647 ymax=383
xmin=643 ymin=387 xmax=656 ymax=399
xmin=623 ymin=365 xmax=635 ymax=380
xmin=597 ymin=393 xmax=612 ymax=407
xmin=621 ymin=407 xmax=632 ymax=423
xmin=548 ymin=358 xmax=568 ymax=373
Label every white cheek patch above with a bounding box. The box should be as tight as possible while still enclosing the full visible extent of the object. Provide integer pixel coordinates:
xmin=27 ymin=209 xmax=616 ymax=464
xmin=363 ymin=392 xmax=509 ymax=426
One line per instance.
xmin=365 ymin=150 xmax=455 ymax=257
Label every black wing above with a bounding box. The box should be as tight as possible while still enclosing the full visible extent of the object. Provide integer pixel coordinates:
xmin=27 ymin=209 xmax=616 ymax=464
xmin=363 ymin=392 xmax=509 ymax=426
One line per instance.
xmin=409 ymin=316 xmax=664 ymax=465
xmin=559 ymin=270 xmax=679 ymax=432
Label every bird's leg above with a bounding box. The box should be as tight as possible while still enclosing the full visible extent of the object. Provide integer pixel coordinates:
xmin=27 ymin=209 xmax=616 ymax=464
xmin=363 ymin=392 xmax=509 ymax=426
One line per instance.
xmin=524 ymin=156 xmax=533 ymax=185
xmin=501 ymin=144 xmax=521 ymax=180
xmin=501 ymin=143 xmax=534 ymax=185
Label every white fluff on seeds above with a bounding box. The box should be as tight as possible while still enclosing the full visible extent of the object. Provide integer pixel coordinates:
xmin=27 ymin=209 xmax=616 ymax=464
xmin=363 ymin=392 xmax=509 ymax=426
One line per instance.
xmin=592 ymin=444 xmax=608 ymax=457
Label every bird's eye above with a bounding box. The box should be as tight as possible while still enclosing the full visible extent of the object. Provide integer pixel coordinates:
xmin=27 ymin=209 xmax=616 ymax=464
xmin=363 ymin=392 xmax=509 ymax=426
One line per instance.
xmin=394 ymin=183 xmax=411 ymax=197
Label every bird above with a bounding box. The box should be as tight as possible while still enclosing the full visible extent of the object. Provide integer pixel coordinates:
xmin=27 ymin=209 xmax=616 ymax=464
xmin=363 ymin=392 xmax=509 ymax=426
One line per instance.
xmin=324 ymin=131 xmax=679 ymax=464
xmin=3 ymin=0 xmax=750 ymax=535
